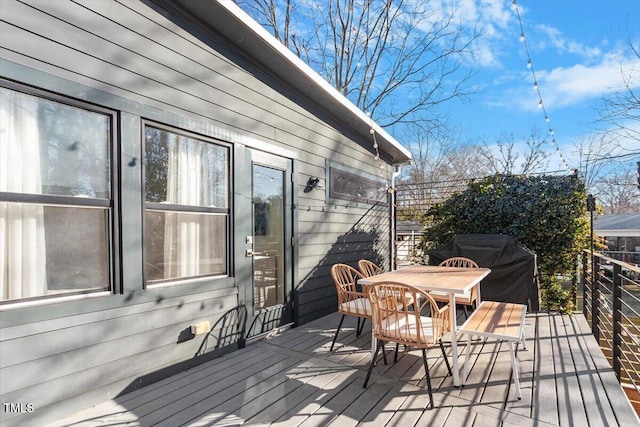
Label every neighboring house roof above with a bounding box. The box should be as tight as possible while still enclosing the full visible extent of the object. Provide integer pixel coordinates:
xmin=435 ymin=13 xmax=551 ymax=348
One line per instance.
xmin=594 ymin=214 xmax=640 ymax=237
xmin=172 ymin=0 xmax=412 ymax=165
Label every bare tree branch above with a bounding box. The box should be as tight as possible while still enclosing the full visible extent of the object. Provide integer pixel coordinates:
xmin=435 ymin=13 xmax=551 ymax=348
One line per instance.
xmin=236 ymin=0 xmax=481 ymax=130
xmin=478 ymin=128 xmax=550 ymax=175
xmin=596 ymin=38 xmax=640 ymax=145
xmin=591 ymin=163 xmax=640 ymax=213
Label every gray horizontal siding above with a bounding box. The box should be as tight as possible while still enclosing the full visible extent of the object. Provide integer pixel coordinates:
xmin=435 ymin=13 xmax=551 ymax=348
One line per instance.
xmin=1 ymin=289 xmax=237 ymax=370
xmin=295 ymin=202 xmax=391 ymax=324
xmin=5 ymin=0 xmax=381 ymax=170
xmin=3 ymin=0 xmax=385 ymax=180
xmin=0 ymin=286 xmax=239 ymax=426
xmin=0 ymin=1 xmax=395 ymax=425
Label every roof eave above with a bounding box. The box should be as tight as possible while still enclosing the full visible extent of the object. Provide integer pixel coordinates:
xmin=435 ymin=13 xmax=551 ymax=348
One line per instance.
xmin=172 ymin=0 xmax=412 ymax=166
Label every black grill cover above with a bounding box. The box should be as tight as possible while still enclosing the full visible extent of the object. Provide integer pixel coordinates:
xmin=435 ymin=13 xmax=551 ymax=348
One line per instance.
xmin=428 ymin=234 xmax=539 ymax=311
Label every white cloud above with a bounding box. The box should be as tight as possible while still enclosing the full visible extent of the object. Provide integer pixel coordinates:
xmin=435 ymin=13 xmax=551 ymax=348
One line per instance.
xmin=499 ymin=49 xmax=640 ymax=112
xmin=472 ymin=42 xmax=501 ymax=67
xmin=452 ymin=0 xmax=513 ymax=29
xmin=533 ymin=24 xmax=602 ymax=60
xmin=454 ymin=0 xmax=518 ymax=67
xmin=479 ymin=0 xmax=513 ymax=28
xmin=532 ymin=54 xmax=638 ymax=110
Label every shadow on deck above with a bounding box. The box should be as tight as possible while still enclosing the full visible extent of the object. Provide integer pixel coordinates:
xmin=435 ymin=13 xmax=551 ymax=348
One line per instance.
xmin=49 ymin=311 xmax=639 ymax=426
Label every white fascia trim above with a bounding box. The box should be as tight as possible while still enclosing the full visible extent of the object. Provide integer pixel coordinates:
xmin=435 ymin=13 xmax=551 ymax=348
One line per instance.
xmin=214 ymin=0 xmax=412 ymax=163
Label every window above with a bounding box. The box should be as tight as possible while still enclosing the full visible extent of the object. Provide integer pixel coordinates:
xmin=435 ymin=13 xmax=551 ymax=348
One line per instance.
xmin=0 ymin=83 xmax=113 ymax=303
xmin=327 ymin=162 xmax=387 ymax=205
xmin=144 ymin=124 xmax=229 ymax=283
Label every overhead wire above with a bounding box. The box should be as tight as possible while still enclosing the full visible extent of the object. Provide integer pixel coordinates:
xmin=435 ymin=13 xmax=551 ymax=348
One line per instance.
xmin=512 ymin=0 xmax=574 ymax=174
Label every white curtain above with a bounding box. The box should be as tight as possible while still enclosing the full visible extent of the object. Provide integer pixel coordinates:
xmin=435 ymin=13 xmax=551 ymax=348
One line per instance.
xmin=164 ymin=134 xmax=215 ymax=278
xmin=0 ymin=89 xmax=47 ymax=299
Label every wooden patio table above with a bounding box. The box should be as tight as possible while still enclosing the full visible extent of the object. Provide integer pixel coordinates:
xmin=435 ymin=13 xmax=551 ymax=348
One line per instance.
xmin=359 ymin=264 xmax=491 ymax=387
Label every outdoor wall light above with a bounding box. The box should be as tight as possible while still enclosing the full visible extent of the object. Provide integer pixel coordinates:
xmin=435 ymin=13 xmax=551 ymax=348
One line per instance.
xmin=304 ymin=176 xmax=321 ymax=193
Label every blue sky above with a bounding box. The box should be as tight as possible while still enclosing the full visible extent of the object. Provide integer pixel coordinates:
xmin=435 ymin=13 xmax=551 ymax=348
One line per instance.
xmin=443 ymin=0 xmax=640 ymax=172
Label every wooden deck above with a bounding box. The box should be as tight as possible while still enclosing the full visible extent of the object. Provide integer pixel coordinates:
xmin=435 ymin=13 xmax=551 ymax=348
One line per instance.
xmin=49 ymin=311 xmax=639 ymax=426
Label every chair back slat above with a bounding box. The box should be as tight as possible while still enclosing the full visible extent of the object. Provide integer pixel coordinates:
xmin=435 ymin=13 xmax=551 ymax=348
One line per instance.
xmin=358 ymin=259 xmax=383 ymax=278
xmin=331 ymin=264 xmax=369 ymax=318
xmin=438 ymin=257 xmax=479 ymax=269
xmin=367 ymin=281 xmax=449 ymax=348
xmin=438 ymin=257 xmax=480 ymax=302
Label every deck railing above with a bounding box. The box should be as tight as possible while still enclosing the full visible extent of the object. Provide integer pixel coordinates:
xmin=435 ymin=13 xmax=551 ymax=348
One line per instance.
xmin=600 ymin=250 xmax=640 ymax=266
xmin=581 ymin=250 xmax=640 ymax=402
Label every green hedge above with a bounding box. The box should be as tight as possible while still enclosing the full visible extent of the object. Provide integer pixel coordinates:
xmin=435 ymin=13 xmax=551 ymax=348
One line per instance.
xmin=418 ymin=174 xmax=589 ymax=312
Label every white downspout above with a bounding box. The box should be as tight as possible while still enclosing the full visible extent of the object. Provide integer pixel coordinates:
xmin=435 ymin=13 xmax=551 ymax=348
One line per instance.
xmin=390 ymin=165 xmax=402 ymax=270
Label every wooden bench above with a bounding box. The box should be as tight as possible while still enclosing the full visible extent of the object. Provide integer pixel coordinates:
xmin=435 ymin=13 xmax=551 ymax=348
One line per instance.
xmin=458 ymin=300 xmax=527 ymax=399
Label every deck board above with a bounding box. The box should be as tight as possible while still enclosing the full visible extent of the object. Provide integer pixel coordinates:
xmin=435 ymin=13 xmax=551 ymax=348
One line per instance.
xmin=572 ymin=313 xmax=638 ymax=426
xmin=48 ymin=311 xmax=639 ymax=427
xmin=479 ymin=341 xmax=513 ymax=406
xmin=563 ymin=313 xmax=618 ymax=425
xmin=458 ymin=339 xmax=501 ymax=403
xmin=552 ymin=313 xmax=590 ymax=427
xmin=532 ymin=312 xmax=561 ymax=425
xmin=326 ymin=381 xmax=394 ymax=427
xmin=503 ymin=313 xmax=536 ymax=417
xmin=152 ymin=356 xmax=301 ymax=426
xmin=268 ymin=370 xmax=359 ymax=427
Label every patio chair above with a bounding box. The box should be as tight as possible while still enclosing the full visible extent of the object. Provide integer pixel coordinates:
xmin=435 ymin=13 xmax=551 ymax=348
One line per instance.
xmin=359 ymin=258 xmax=416 ymax=311
xmin=363 ymin=281 xmax=452 ymax=409
xmin=358 ymin=259 xmax=383 ymax=277
xmin=330 ymin=263 xmax=371 ymax=352
xmin=429 ymin=257 xmax=480 ymax=318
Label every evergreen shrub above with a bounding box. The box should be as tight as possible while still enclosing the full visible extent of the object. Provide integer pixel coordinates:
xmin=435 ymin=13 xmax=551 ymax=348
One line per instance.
xmin=418 ymin=174 xmax=589 ymax=312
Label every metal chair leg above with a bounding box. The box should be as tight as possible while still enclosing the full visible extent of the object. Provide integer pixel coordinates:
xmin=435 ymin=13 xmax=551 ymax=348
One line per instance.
xmin=363 ymin=341 xmax=382 ymax=388
xmin=356 ymin=317 xmax=366 ymax=336
xmin=422 ymin=348 xmax=434 ymax=409
xmin=439 ymin=338 xmax=452 ymax=376
xmin=381 ymin=341 xmax=388 ymax=365
xmin=330 ymin=314 xmax=345 ymax=352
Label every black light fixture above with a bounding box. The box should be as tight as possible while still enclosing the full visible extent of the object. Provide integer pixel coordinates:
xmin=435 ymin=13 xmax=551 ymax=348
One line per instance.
xmin=304 ymin=176 xmax=321 ymax=193
xmin=586 ymin=194 xmax=596 ymax=212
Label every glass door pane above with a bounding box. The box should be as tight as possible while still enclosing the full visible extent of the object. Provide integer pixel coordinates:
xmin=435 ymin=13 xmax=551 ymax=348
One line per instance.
xmin=252 ymin=164 xmax=285 ymax=310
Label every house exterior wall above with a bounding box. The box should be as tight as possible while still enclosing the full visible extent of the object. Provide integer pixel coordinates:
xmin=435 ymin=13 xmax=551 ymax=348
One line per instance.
xmin=594 ymin=214 xmax=640 ymax=264
xmin=0 ymin=1 xmax=394 ymax=425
